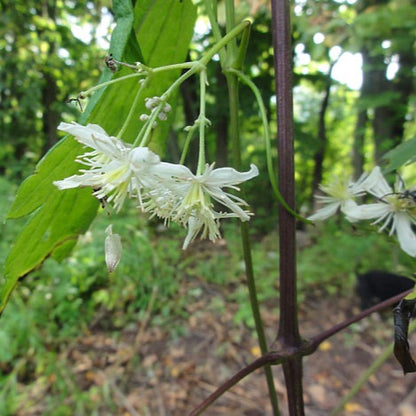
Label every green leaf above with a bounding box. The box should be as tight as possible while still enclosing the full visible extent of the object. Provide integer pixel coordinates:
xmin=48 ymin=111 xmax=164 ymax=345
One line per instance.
xmin=1 ymin=0 xmax=197 ymax=314
xmin=382 ymin=137 xmax=416 ymax=173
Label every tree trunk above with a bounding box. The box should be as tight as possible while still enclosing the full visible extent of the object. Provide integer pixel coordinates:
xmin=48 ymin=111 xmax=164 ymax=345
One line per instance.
xmin=310 ymin=62 xmax=334 ymax=205
xmin=352 ymin=109 xmax=368 ymax=180
xmin=356 ymin=0 xmax=415 ymax=166
xmin=41 ymin=72 xmax=59 ymax=154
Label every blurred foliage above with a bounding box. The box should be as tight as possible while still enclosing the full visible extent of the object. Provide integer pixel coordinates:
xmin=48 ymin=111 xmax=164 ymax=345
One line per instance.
xmin=0 ymin=0 xmax=109 ymax=179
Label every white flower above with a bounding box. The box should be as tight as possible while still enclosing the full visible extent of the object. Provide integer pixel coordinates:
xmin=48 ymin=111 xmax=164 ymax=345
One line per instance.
xmin=308 ymin=171 xmax=372 ymax=221
xmin=345 ymin=167 xmax=416 ymax=257
xmin=105 ymin=225 xmax=122 ymax=273
xmin=143 ymin=163 xmax=259 ymax=249
xmin=54 ymin=122 xmax=161 ymax=212
xmin=54 ymin=122 xmax=259 ymax=249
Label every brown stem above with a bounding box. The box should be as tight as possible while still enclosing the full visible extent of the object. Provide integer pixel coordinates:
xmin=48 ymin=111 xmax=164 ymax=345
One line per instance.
xmin=271 ymin=0 xmax=304 ymax=414
xmin=271 ymin=0 xmax=300 ymax=347
xmin=307 ymin=289 xmax=414 ymax=353
xmin=187 ymin=353 xmax=283 ymax=416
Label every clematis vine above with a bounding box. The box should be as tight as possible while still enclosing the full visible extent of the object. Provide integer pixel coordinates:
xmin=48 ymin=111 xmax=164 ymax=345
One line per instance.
xmin=309 ymin=166 xmax=416 ymax=257
xmin=54 ymin=122 xmax=259 ymax=249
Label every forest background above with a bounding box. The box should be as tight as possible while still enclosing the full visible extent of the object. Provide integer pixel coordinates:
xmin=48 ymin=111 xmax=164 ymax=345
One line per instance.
xmin=0 ymin=0 xmax=416 ymax=414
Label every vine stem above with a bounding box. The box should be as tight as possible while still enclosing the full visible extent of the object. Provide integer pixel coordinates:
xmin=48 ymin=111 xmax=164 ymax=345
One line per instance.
xmin=271 ymin=0 xmax=305 ymax=415
xmin=188 ymin=352 xmax=284 ymax=416
xmin=222 ymin=1 xmax=280 ymax=413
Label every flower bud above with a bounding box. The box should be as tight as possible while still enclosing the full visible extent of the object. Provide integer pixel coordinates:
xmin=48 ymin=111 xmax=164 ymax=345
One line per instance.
xmin=105 ymin=225 xmax=122 ymax=273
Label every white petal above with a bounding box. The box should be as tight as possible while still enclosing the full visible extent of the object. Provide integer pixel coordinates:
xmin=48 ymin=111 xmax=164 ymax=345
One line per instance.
xmin=395 ymin=213 xmax=416 ymax=257
xmin=58 ymin=122 xmax=109 ymax=146
xmin=53 ymin=175 xmax=95 ymax=189
xmin=204 ymin=164 xmax=259 ymax=186
xmin=151 ymin=161 xmax=193 ymax=179
xmin=345 ymin=203 xmax=391 ymax=221
xmin=206 ymin=189 xmax=251 ymax=220
xmin=59 ymin=122 xmax=131 ymax=160
xmin=308 ymin=202 xmax=340 ymax=221
xmin=362 ymin=166 xmax=392 ymax=198
xmin=129 ymin=147 xmax=161 ymax=166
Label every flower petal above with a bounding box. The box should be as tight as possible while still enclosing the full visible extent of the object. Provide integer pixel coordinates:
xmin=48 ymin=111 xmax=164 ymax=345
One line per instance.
xmin=395 ymin=213 xmax=416 ymax=257
xmin=129 ymin=147 xmax=161 ymax=166
xmin=345 ymin=202 xmax=391 ymax=221
xmin=307 ymin=202 xmax=340 ymax=221
xmin=58 ymin=122 xmax=109 ymax=146
xmin=361 ymin=166 xmax=392 ymax=198
xmin=203 ymin=164 xmax=259 ymax=186
xmin=58 ymin=122 xmax=130 ymax=159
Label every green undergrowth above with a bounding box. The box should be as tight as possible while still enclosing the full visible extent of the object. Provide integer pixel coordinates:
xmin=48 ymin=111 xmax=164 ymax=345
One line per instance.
xmin=1 ymin=177 xmax=415 ymax=413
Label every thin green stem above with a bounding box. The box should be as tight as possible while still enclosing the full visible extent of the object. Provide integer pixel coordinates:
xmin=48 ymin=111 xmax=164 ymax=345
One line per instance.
xmin=152 ymin=62 xmax=195 ymax=73
xmin=118 ymin=79 xmax=148 ymax=140
xmin=203 ymin=0 xmax=226 ymax=63
xmin=225 ymin=55 xmax=280 ymax=416
xmin=196 ymin=71 xmax=208 ymax=174
xmin=240 ymin=222 xmax=281 ymax=416
xmin=79 ymin=72 xmax=143 ymax=98
xmin=135 ymin=20 xmax=250 ymax=149
xmin=232 ymin=23 xmax=251 ymax=71
xmin=228 ymin=69 xmax=309 ymax=224
xmin=225 ymin=0 xmax=237 ymax=59
xmin=180 ymin=124 xmax=198 ymax=165
xmin=199 ymin=19 xmax=252 ymax=67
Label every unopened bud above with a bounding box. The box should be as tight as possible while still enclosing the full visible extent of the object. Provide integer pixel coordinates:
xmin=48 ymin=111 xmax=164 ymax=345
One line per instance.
xmin=105 ymin=225 xmax=122 ymax=273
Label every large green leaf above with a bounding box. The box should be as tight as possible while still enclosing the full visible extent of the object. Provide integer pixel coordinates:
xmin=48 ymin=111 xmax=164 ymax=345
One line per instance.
xmin=1 ymin=0 xmax=196 ymax=314
xmin=382 ymin=137 xmax=416 ymax=173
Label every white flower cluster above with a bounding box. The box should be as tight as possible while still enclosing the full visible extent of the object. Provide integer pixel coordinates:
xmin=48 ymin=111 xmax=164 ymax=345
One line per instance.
xmin=54 ymin=122 xmax=259 ymax=249
xmin=308 ymin=166 xmax=416 ymax=257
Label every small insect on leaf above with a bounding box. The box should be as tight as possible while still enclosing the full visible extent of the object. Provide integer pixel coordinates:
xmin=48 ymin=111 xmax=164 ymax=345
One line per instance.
xmin=105 ymin=54 xmax=119 ymax=73
xmin=67 ymin=97 xmax=84 ymax=112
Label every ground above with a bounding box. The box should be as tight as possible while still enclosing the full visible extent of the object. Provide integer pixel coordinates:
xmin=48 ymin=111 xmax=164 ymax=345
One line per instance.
xmin=16 ymin=279 xmax=416 ymax=416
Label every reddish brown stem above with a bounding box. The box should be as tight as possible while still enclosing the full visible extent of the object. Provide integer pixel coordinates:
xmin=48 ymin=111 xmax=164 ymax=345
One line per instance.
xmin=271 ymin=0 xmax=304 ymax=414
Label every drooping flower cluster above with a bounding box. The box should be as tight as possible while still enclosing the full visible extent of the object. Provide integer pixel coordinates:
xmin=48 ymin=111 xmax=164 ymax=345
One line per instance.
xmin=308 ymin=166 xmax=416 ymax=257
xmin=54 ymin=122 xmax=259 ymax=249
